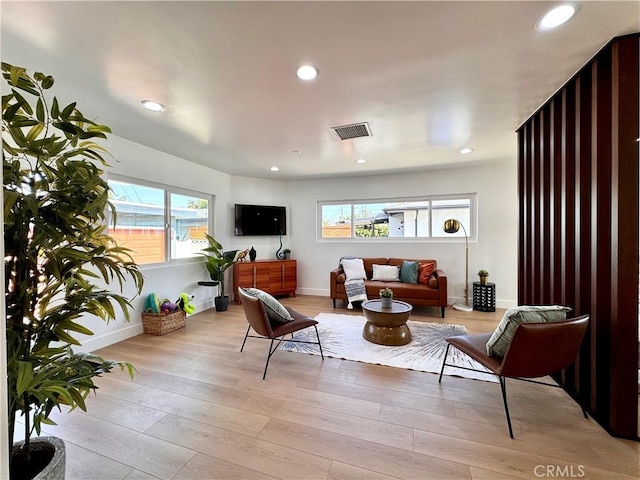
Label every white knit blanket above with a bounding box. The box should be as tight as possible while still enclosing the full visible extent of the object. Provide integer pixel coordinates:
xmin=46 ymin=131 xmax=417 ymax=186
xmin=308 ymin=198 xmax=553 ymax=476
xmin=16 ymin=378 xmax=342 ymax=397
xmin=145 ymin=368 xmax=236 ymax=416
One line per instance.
xmin=344 ymin=279 xmax=367 ymax=309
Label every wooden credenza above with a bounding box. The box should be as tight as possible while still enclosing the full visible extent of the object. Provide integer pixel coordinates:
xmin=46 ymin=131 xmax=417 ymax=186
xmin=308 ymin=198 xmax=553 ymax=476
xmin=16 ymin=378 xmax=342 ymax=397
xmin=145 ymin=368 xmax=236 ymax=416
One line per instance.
xmin=233 ymin=259 xmax=297 ymax=302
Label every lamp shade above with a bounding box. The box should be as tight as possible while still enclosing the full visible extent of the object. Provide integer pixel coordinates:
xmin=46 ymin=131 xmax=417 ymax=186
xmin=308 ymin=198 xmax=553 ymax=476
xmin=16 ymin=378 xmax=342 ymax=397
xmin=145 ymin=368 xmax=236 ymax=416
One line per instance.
xmin=443 ymin=218 xmax=461 ymax=234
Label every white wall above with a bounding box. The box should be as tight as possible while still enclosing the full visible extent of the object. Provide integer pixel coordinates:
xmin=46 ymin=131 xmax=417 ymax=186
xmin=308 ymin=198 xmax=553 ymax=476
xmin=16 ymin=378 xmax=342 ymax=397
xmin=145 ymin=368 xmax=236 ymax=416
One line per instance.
xmin=77 ymin=135 xmax=518 ymax=351
xmin=288 ymin=160 xmax=518 ymax=309
xmin=77 ymin=135 xmax=234 ymax=352
xmin=228 ymin=176 xmax=292 ymax=260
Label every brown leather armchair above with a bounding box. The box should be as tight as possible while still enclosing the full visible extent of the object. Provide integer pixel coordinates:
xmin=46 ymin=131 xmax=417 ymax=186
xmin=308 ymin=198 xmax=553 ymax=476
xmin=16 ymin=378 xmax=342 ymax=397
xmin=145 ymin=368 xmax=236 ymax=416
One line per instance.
xmin=238 ymin=288 xmax=324 ymax=379
xmin=439 ymin=315 xmax=590 ymax=438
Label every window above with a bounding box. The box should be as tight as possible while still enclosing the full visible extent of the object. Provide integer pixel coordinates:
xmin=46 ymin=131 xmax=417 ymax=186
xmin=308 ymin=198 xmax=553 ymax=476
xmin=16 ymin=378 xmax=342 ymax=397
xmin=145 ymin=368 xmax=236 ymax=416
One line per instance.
xmin=107 ymin=178 xmax=211 ymax=265
xmin=319 ymin=195 xmax=474 ymax=240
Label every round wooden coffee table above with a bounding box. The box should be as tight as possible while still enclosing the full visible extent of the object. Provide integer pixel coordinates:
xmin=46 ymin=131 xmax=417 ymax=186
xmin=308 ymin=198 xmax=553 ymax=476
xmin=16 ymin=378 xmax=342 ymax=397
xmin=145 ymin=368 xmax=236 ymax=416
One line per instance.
xmin=362 ymin=299 xmax=413 ymax=346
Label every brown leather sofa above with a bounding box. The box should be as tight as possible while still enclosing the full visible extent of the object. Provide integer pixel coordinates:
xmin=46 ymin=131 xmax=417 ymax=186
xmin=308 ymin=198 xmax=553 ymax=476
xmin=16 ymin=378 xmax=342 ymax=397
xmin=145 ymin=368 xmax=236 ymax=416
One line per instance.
xmin=329 ymin=257 xmax=448 ymax=317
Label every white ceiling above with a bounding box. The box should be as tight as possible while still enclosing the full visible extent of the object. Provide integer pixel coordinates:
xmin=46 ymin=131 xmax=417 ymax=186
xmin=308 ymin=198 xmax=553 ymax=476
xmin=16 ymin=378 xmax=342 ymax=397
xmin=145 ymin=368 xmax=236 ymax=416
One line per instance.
xmin=2 ymin=1 xmax=639 ymax=180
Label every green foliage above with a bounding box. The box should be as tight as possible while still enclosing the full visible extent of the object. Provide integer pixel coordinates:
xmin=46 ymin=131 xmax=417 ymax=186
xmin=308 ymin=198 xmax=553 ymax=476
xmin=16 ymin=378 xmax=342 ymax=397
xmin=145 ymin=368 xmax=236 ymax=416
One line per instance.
xmin=187 ymin=198 xmax=209 ymax=209
xmin=3 ymin=62 xmax=144 ymax=477
xmin=355 ymin=224 xmax=389 ymax=237
xmin=380 ymin=287 xmax=394 ymax=298
xmin=200 ymin=233 xmax=238 ymax=297
xmin=477 ymin=269 xmax=489 ymax=276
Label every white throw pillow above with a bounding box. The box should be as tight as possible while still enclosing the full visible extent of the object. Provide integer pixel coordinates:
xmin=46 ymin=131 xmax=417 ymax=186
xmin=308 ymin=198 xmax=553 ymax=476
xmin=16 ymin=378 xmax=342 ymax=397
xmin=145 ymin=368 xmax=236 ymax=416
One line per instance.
xmin=372 ymin=264 xmax=400 ymax=281
xmin=341 ymin=258 xmax=367 ymax=281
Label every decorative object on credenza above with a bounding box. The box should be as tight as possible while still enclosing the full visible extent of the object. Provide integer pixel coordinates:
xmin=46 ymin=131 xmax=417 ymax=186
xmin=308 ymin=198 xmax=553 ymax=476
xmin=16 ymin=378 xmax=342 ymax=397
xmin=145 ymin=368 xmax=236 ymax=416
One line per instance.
xmin=249 ymin=246 xmax=257 ymax=262
xmin=283 ymin=248 xmax=291 ymax=259
xmin=443 ymin=218 xmax=473 ymax=312
xmin=379 ymin=287 xmax=394 ymax=308
xmin=477 ymin=269 xmax=489 ymax=286
xmin=275 ymin=234 xmax=285 ymax=259
xmin=237 ymin=249 xmax=250 ymax=262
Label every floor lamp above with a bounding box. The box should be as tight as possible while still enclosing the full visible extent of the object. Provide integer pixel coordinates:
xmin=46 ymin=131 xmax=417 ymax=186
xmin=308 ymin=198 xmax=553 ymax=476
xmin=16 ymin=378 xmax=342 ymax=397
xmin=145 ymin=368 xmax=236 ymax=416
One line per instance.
xmin=443 ymin=219 xmax=473 ymax=312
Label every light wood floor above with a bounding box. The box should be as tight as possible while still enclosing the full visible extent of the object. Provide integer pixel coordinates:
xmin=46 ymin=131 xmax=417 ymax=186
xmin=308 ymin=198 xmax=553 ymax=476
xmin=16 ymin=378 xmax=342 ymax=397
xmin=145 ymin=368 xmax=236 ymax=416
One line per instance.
xmin=29 ymin=296 xmax=640 ymax=479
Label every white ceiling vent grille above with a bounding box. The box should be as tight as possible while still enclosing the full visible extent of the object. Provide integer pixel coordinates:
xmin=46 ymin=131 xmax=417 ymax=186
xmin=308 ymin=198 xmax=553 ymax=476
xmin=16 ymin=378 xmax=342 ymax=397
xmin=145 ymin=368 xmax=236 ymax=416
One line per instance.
xmin=331 ymin=122 xmax=372 ymax=140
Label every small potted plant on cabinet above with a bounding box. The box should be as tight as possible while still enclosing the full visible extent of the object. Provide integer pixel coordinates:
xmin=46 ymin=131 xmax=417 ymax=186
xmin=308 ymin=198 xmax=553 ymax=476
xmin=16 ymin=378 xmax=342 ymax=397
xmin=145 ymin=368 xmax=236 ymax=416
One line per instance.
xmin=477 ymin=269 xmax=490 ymax=286
xmin=380 ymin=287 xmax=394 ymax=308
xmin=282 ymin=248 xmax=291 ymax=259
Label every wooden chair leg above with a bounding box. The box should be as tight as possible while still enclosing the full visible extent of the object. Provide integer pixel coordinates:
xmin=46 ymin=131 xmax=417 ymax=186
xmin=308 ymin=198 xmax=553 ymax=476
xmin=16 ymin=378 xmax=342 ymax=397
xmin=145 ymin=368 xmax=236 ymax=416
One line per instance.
xmin=240 ymin=325 xmax=251 ymax=352
xmin=499 ymin=376 xmax=514 ymax=439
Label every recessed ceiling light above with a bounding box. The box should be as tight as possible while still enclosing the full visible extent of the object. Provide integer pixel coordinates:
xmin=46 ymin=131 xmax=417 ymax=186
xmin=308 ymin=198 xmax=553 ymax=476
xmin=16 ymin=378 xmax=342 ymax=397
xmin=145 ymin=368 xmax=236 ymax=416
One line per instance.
xmin=459 ymin=148 xmax=474 ymax=154
xmin=536 ymin=3 xmax=579 ymax=31
xmin=270 ymin=166 xmax=280 ymax=172
xmin=356 ymin=159 xmax=367 ymax=164
xmin=141 ymin=100 xmax=165 ymax=112
xmin=296 ymin=65 xmax=318 ymax=81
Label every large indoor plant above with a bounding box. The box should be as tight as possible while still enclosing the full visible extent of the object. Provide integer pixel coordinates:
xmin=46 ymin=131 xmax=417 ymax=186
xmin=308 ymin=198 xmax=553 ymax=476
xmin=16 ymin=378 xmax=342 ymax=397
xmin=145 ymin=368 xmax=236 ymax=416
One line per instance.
xmin=200 ymin=233 xmax=238 ymax=311
xmin=3 ymin=63 xmax=144 ymax=479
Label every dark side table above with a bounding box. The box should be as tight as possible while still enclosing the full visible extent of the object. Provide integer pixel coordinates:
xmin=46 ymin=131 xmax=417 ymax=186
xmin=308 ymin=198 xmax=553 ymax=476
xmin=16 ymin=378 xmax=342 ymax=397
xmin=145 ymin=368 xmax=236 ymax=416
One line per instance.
xmin=473 ymin=282 xmax=496 ymax=312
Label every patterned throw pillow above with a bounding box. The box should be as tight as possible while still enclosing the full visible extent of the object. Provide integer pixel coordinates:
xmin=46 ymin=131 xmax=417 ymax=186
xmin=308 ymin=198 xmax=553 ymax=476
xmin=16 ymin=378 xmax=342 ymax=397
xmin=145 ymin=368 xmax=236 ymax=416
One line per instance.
xmin=372 ymin=264 xmax=400 ymax=281
xmin=243 ymin=288 xmax=294 ymax=323
xmin=400 ymin=260 xmax=419 ymax=284
xmin=485 ymin=305 xmax=572 ymax=357
xmin=418 ymin=261 xmax=435 ymax=284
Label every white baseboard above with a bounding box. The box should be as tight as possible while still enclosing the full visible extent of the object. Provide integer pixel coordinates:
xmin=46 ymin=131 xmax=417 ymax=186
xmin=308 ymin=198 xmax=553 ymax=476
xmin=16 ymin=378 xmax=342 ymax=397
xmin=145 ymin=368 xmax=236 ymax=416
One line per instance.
xmin=296 ymin=287 xmax=330 ymax=297
xmin=447 ymin=295 xmax=515 ymax=310
xmin=80 ymin=298 xmax=214 ymax=353
xmin=496 ymin=299 xmax=517 ymax=309
xmin=77 ymin=323 xmax=143 ymax=353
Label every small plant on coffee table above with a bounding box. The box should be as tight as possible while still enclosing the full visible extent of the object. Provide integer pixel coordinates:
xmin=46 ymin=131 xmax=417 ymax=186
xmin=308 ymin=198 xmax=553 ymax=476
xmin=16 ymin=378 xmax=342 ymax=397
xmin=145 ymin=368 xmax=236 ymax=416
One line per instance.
xmin=380 ymin=287 xmax=394 ymax=298
xmin=380 ymin=287 xmax=394 ymax=308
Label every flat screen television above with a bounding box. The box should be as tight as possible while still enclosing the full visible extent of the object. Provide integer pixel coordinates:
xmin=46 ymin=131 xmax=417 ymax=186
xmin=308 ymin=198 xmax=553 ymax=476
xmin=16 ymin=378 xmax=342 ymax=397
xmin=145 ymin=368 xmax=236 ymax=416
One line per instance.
xmin=234 ymin=204 xmax=287 ymax=236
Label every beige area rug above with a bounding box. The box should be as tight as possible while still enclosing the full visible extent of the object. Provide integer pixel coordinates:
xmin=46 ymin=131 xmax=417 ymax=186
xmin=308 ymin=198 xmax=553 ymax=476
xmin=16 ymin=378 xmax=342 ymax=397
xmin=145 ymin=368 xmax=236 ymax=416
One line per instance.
xmin=280 ymin=312 xmax=497 ymax=382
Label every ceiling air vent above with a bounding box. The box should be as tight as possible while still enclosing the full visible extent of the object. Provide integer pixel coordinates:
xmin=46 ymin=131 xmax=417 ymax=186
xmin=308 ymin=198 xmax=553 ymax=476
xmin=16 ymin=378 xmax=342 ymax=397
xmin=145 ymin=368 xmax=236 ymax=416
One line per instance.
xmin=331 ymin=122 xmax=372 ymax=141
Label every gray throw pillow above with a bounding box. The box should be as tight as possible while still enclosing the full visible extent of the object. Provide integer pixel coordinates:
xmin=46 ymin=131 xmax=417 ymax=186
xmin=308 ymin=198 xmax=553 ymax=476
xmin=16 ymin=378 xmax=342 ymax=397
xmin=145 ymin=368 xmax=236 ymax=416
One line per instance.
xmin=486 ymin=305 xmax=571 ymax=357
xmin=243 ymin=288 xmax=294 ymax=323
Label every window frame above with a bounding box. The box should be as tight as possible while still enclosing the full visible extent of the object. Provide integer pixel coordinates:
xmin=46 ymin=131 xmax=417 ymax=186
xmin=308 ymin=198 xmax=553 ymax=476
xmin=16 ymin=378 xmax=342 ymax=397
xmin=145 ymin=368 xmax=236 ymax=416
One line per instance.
xmin=317 ymin=193 xmax=477 ymax=242
xmin=107 ymin=174 xmax=214 ymax=267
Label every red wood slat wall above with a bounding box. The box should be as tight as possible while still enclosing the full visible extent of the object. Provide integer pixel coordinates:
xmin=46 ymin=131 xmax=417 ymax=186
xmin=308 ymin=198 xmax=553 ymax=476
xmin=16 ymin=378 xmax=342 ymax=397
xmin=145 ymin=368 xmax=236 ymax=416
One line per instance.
xmin=517 ymin=34 xmax=639 ymax=439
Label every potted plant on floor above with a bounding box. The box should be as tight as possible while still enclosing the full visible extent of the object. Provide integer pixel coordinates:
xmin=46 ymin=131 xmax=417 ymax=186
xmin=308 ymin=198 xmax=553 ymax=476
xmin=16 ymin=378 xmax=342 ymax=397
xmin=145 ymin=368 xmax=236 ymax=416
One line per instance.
xmin=200 ymin=234 xmax=238 ymax=311
xmin=3 ymin=63 xmax=144 ymax=480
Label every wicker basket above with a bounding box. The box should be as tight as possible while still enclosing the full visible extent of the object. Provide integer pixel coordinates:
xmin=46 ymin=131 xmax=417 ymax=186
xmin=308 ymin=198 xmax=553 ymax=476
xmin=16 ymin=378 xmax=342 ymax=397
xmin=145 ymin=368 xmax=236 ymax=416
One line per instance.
xmin=142 ymin=309 xmax=186 ymax=336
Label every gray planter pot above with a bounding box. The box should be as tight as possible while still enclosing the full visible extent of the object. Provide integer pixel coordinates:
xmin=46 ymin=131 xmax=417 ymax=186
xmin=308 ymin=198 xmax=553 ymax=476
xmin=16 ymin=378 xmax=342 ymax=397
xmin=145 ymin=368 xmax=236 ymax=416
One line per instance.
xmin=12 ymin=436 xmax=65 ymax=480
